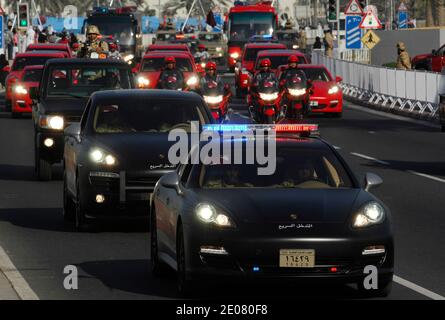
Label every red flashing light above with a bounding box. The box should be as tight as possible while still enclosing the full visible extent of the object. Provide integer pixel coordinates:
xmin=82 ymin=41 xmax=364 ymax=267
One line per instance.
xmin=275 ymin=124 xmax=319 ymax=133
xmin=176 ymin=34 xmax=185 ymax=39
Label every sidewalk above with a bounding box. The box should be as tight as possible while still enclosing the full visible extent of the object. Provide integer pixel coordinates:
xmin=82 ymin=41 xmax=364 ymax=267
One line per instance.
xmin=0 ymin=269 xmax=20 ymax=300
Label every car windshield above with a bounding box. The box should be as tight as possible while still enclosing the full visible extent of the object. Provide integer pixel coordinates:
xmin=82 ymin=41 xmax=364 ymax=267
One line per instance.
xmin=149 ymin=46 xmax=187 ymax=52
xmin=245 ymin=47 xmax=282 ymax=62
xmin=256 ymin=55 xmax=305 ymax=69
xmin=12 ymin=56 xmax=54 ymax=71
xmin=28 ymin=47 xmax=68 ymax=54
xmin=277 ymin=32 xmax=297 ymax=41
xmin=46 ymin=66 xmax=132 ymax=97
xmin=142 ymin=57 xmax=192 ymax=72
xmin=200 ymin=148 xmax=352 ymax=189
xmin=156 ymin=33 xmax=175 ymax=41
xmin=229 ymin=12 xmax=275 ymax=41
xmin=23 ymin=69 xmax=43 ymax=82
xmin=86 ymin=16 xmax=135 ymax=46
xmin=300 ymin=68 xmax=332 ymax=82
xmin=199 ymin=34 xmax=222 ymax=42
xmin=93 ymin=100 xmax=206 ymax=133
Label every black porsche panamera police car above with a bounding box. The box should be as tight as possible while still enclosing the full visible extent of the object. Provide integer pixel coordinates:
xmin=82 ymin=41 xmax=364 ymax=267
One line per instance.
xmin=63 ymin=90 xmax=215 ymax=231
xmin=150 ymin=124 xmax=394 ymax=297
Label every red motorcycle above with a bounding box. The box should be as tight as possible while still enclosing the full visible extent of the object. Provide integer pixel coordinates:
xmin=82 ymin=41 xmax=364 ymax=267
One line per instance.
xmin=248 ymin=78 xmax=283 ymax=124
xmin=202 ymin=79 xmax=231 ymax=122
xmin=280 ymin=75 xmax=312 ymax=120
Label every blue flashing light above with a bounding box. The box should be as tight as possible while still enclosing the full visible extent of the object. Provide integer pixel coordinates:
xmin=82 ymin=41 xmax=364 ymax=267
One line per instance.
xmin=253 ymin=266 xmax=260 ymax=272
xmin=93 ymin=7 xmax=109 ymax=14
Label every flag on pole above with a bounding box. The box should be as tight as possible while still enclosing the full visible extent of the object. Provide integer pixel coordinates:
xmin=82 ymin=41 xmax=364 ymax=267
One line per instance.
xmin=206 ymin=10 xmax=216 ymax=27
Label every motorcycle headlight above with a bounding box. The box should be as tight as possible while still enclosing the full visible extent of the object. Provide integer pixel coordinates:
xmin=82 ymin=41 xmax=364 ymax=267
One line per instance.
xmin=200 ymin=62 xmax=206 ymax=68
xmin=137 ymin=76 xmax=150 ymax=87
xmin=293 ymin=44 xmax=299 ymax=49
xmin=328 ymin=85 xmax=339 ymax=94
xmin=186 ymin=76 xmax=198 ymax=86
xmin=90 ymin=149 xmax=116 ymax=166
xmin=230 ymin=52 xmax=240 ymax=59
xmin=195 ymin=203 xmax=234 ymax=228
xmin=39 ymin=115 xmax=64 ymax=130
xmin=353 ymin=202 xmax=385 ymax=228
xmin=123 ymin=54 xmax=134 ymax=62
xmin=259 ymin=92 xmax=279 ymax=101
xmin=288 ymin=88 xmax=306 ymax=96
xmin=203 ymin=95 xmax=223 ymax=104
xmin=15 ymin=85 xmax=28 ymax=95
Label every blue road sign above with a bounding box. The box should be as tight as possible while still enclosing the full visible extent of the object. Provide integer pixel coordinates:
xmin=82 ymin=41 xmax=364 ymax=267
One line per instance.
xmin=399 ymin=11 xmax=408 ymax=29
xmin=0 ymin=15 xmax=3 ymax=50
xmin=346 ymin=15 xmax=362 ymax=49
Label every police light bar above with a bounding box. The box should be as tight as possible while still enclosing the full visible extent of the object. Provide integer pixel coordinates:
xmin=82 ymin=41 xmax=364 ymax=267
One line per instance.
xmin=202 ymin=124 xmax=319 ymax=135
xmin=93 ymin=7 xmax=109 ymax=14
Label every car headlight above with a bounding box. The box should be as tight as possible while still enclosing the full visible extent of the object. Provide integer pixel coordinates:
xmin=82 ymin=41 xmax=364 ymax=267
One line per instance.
xmin=259 ymin=92 xmax=279 ymax=101
xmin=328 ymin=85 xmax=339 ymax=94
xmin=137 ymin=76 xmax=150 ymax=87
xmin=230 ymin=52 xmax=240 ymax=59
xmin=203 ymin=95 xmax=223 ymax=104
xmin=39 ymin=115 xmax=64 ymax=130
xmin=216 ymin=47 xmax=222 ymax=52
xmin=90 ymin=149 xmax=116 ymax=165
xmin=15 ymin=85 xmax=28 ymax=95
xmin=123 ymin=54 xmax=134 ymax=62
xmin=288 ymin=88 xmax=306 ymax=96
xmin=293 ymin=44 xmax=299 ymax=49
xmin=353 ymin=202 xmax=385 ymax=228
xmin=195 ymin=203 xmax=234 ymax=227
xmin=186 ymin=76 xmax=198 ymax=86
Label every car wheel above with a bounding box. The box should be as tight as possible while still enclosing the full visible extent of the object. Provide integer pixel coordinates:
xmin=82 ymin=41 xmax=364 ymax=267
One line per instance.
xmin=63 ymin=174 xmax=76 ymax=222
xmin=150 ymin=208 xmax=168 ymax=276
xmin=11 ymin=111 xmax=20 ymax=119
xmin=177 ymin=224 xmax=194 ymax=296
xmin=75 ymin=180 xmax=92 ymax=232
xmin=4 ymin=99 xmax=12 ymax=112
xmin=441 ymin=125 xmax=445 ymax=133
xmin=357 ymin=276 xmax=393 ymax=298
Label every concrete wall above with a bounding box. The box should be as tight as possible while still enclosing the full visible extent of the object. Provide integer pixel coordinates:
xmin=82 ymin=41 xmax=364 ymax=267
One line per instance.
xmin=371 ymin=28 xmax=445 ymax=66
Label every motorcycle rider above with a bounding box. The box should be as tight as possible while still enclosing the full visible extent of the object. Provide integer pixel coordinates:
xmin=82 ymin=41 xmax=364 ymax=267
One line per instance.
xmin=108 ymin=42 xmax=122 ymax=60
xmin=251 ymin=58 xmax=278 ymax=94
xmin=158 ymin=56 xmax=184 ymax=90
xmin=200 ymin=61 xmax=230 ymax=95
xmin=78 ymin=25 xmax=109 ymax=58
xmin=195 ymin=44 xmax=210 ymax=61
xmin=279 ymin=55 xmax=310 ymax=117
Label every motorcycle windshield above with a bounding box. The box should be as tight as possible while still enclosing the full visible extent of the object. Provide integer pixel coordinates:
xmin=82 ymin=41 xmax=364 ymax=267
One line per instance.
xmin=258 ymin=78 xmax=278 ymax=93
xmin=202 ymin=79 xmax=224 ymax=96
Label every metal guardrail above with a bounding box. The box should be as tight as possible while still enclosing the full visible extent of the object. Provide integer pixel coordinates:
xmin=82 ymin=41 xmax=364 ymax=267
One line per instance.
xmin=312 ymin=51 xmax=445 ymax=120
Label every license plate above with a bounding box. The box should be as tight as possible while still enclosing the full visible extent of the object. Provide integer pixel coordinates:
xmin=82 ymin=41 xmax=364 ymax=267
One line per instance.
xmin=310 ymin=101 xmax=319 ymax=107
xmin=279 ymin=249 xmax=315 ymax=268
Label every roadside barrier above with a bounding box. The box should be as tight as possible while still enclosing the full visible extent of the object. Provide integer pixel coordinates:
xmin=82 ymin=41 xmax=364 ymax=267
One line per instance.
xmin=311 ymin=51 xmax=445 ymax=121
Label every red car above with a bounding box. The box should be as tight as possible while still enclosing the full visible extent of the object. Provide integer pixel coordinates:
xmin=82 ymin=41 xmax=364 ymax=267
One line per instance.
xmin=26 ymin=43 xmax=73 ymax=58
xmin=235 ymin=42 xmax=286 ymax=97
xmin=412 ymin=44 xmax=445 ymax=73
xmin=5 ymin=52 xmax=67 ymax=112
xmin=137 ymin=51 xmax=200 ymax=90
xmin=145 ymin=44 xmax=191 ymax=54
xmin=293 ymin=64 xmax=343 ymax=117
xmin=10 ymin=65 xmax=44 ymax=117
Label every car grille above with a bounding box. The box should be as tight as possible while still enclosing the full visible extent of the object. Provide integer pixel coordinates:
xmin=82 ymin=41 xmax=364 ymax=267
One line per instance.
xmin=125 ymin=174 xmax=160 ymax=189
xmin=89 ymin=175 xmax=119 ymax=192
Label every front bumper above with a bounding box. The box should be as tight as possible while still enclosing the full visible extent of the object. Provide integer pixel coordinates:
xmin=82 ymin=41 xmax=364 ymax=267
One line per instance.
xmin=12 ymin=97 xmax=32 ymax=113
xmin=80 ymin=169 xmax=172 ymax=218
xmin=183 ymin=225 xmax=394 ymax=283
xmin=309 ymin=96 xmax=343 ymax=113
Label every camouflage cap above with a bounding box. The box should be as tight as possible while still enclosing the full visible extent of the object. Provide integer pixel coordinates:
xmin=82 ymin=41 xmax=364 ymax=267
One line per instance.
xmin=397 ymin=42 xmax=406 ymax=50
xmin=87 ymin=25 xmax=100 ymax=35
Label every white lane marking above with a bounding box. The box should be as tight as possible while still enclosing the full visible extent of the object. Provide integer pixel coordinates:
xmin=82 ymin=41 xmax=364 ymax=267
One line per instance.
xmin=407 ymin=170 xmax=445 ymax=184
xmin=0 ymin=246 xmax=39 ymax=300
xmin=350 ymin=152 xmax=390 ymax=165
xmin=346 ymin=103 xmax=440 ymax=129
xmin=394 ymin=275 xmax=445 ymax=300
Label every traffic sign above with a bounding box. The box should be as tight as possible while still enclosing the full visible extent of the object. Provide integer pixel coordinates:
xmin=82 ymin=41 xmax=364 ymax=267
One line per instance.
xmin=399 ymin=11 xmax=408 ymax=29
xmin=0 ymin=15 xmax=3 ymax=51
xmin=361 ymin=30 xmax=380 ymax=50
xmin=398 ymin=2 xmax=408 ymax=12
xmin=344 ymin=0 xmax=364 ymax=15
xmin=359 ymin=9 xmax=382 ymax=29
xmin=345 ymin=15 xmax=362 ymax=49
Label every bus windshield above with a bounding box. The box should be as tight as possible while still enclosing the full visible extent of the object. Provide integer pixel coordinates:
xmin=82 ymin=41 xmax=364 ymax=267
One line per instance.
xmin=87 ymin=16 xmax=135 ymax=46
xmin=229 ymin=12 xmax=275 ymax=41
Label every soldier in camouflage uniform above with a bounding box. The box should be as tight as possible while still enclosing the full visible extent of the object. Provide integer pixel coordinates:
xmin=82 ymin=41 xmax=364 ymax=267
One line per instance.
xmin=396 ymin=42 xmax=412 ymax=70
xmin=78 ymin=25 xmax=109 ymax=58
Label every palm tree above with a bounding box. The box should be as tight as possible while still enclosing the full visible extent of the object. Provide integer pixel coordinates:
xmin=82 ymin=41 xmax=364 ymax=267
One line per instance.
xmin=435 ymin=0 xmax=445 ymax=26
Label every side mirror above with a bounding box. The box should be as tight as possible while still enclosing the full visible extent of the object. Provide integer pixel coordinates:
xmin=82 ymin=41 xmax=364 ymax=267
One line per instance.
xmin=364 ymin=172 xmax=383 ymax=192
xmin=336 ymin=76 xmax=343 ymax=83
xmin=161 ymin=172 xmax=184 ymax=196
xmin=432 ymin=49 xmax=437 ymax=56
xmin=29 ymin=87 xmax=40 ymax=100
xmin=64 ymin=123 xmax=81 ymax=143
